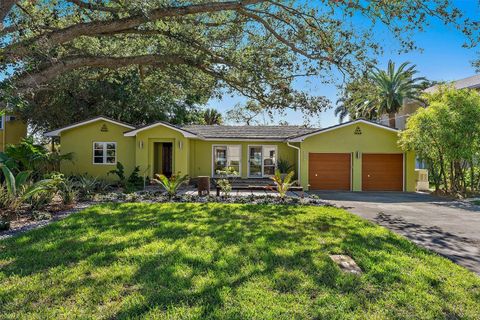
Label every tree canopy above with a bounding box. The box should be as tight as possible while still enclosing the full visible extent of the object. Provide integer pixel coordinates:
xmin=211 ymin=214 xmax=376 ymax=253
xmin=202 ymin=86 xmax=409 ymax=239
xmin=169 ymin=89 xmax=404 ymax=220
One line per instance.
xmin=399 ymin=86 xmax=480 ymax=194
xmin=1 ymin=0 xmax=477 ymax=128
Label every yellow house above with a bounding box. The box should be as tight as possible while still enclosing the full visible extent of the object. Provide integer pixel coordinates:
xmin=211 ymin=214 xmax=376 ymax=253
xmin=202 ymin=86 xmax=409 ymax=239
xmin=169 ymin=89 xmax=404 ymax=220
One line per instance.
xmin=0 ymin=115 xmax=28 ymax=151
xmin=45 ymin=116 xmax=416 ymax=191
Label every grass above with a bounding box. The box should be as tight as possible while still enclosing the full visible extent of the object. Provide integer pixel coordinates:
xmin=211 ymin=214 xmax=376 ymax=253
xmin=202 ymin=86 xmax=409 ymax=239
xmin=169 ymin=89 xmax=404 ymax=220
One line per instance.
xmin=1 ymin=203 xmax=479 ymax=319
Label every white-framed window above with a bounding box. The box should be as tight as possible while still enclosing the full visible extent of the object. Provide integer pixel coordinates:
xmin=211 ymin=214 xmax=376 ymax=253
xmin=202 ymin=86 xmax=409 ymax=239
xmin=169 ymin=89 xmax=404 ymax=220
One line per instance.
xmin=93 ymin=142 xmax=117 ymax=165
xmin=0 ymin=115 xmax=4 ymax=130
xmin=248 ymin=145 xmax=278 ymax=177
xmin=212 ymin=145 xmax=241 ymax=176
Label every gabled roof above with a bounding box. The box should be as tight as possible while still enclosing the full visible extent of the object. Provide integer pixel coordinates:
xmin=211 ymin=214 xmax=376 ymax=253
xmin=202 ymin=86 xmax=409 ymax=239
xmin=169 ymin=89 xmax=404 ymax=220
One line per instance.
xmin=424 ymin=74 xmax=480 ymax=93
xmin=123 ymin=121 xmax=198 ymax=138
xmin=287 ymin=119 xmax=398 ymax=142
xmin=182 ymin=125 xmax=316 ymax=141
xmin=44 ymin=116 xmax=135 ymax=137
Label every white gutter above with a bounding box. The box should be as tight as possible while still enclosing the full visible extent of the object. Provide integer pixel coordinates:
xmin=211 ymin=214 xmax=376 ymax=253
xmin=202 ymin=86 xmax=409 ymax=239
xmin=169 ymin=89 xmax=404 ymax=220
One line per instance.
xmin=286 ymin=141 xmax=301 ymax=185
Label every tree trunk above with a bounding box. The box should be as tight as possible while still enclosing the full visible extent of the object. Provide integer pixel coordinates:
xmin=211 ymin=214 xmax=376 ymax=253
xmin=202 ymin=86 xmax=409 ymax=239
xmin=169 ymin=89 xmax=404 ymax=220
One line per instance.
xmin=388 ymin=112 xmax=396 ymax=128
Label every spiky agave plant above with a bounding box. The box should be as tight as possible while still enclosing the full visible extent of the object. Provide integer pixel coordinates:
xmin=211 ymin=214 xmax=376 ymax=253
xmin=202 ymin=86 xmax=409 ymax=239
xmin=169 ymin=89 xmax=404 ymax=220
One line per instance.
xmin=270 ymin=169 xmax=296 ymax=200
xmin=153 ymin=173 xmax=189 ymax=199
xmin=0 ymin=165 xmax=53 ymax=210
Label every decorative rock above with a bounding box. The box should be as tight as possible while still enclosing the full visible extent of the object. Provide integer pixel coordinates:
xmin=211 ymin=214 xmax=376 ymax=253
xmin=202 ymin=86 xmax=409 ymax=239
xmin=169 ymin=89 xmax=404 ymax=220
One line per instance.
xmin=329 ymin=255 xmax=362 ymax=275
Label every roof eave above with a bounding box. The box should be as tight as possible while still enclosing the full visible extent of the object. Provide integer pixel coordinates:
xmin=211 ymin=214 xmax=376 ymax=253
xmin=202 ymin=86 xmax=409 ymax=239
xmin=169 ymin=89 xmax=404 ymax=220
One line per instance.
xmin=44 ymin=116 xmax=135 ymax=137
xmin=123 ymin=121 xmax=199 ymax=138
xmin=287 ymin=119 xmax=399 ymax=142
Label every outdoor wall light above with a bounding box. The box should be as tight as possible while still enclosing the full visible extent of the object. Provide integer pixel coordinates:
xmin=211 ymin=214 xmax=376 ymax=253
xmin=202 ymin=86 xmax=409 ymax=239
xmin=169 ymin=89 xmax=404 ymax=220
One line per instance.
xmin=355 ymin=151 xmax=361 ymax=159
xmin=139 ymin=141 xmax=144 ymax=149
xmin=179 ymin=141 xmax=183 ymax=150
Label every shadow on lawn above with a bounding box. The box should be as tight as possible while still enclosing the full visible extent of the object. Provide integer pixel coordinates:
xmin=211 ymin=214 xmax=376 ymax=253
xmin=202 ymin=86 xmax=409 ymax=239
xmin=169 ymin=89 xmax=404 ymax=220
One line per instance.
xmin=0 ymin=203 xmax=474 ymax=318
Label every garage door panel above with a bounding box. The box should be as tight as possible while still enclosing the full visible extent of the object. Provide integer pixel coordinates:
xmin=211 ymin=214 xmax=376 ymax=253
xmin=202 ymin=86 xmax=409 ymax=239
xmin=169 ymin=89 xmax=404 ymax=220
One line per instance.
xmin=309 ymin=153 xmax=351 ymax=190
xmin=362 ymin=154 xmax=403 ymax=191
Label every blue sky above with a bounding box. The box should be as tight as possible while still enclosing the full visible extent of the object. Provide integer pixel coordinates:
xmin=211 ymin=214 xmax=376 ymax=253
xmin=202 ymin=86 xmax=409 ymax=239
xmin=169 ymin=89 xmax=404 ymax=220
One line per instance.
xmin=209 ymin=0 xmax=480 ymax=128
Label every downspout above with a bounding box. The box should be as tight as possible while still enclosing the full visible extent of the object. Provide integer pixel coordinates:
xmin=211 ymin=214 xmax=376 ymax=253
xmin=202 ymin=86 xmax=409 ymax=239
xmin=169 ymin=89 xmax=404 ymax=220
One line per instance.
xmin=286 ymin=141 xmax=301 ymax=185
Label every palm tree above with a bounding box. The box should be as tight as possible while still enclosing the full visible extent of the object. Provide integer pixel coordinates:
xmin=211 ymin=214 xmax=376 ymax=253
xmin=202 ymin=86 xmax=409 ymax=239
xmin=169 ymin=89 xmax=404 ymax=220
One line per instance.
xmin=203 ymin=108 xmax=223 ymax=125
xmin=369 ymin=60 xmax=426 ymax=128
xmin=335 ymin=76 xmax=380 ymax=123
xmin=335 ymin=97 xmax=378 ymax=123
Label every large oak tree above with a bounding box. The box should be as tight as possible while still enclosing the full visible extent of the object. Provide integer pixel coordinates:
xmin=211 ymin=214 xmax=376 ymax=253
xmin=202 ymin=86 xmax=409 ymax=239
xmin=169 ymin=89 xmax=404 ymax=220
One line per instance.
xmin=0 ymin=0 xmax=477 ymax=129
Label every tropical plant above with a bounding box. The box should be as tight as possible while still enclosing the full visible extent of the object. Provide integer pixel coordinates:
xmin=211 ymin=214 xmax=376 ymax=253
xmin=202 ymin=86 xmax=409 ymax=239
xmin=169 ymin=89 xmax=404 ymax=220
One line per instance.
xmin=0 ymin=138 xmax=73 ymax=177
xmin=58 ymin=178 xmax=78 ymax=205
xmin=203 ymin=108 xmax=223 ymax=125
xmin=369 ymin=60 xmax=426 ymax=127
xmin=270 ymin=170 xmax=296 ymax=200
xmin=277 ymin=159 xmax=294 ymax=174
xmin=335 ymin=77 xmax=379 ymax=123
xmin=0 ymin=165 xmax=54 ymax=211
xmin=153 ymin=173 xmax=189 ymax=199
xmin=71 ymin=174 xmax=111 ymax=200
xmin=217 ymin=179 xmax=232 ymax=197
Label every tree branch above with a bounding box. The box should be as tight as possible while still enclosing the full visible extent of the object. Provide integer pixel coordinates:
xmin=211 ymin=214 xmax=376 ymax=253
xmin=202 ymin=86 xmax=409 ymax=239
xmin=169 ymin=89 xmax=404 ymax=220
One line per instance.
xmin=3 ymin=0 xmax=266 ymax=61
xmin=15 ymin=54 xmax=203 ymax=89
xmin=0 ymin=0 xmax=17 ymax=27
xmin=66 ymin=0 xmax=120 ymax=14
xmin=239 ymin=8 xmax=334 ymax=63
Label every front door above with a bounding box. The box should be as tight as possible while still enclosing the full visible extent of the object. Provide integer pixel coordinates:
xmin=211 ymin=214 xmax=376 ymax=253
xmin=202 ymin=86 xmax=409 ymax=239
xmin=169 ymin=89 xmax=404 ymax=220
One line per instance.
xmin=162 ymin=143 xmax=173 ymax=177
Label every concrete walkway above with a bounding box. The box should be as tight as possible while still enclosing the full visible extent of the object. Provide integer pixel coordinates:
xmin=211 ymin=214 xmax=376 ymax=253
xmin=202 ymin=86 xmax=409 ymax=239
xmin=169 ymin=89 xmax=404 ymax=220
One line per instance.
xmin=310 ymin=192 xmax=480 ymax=275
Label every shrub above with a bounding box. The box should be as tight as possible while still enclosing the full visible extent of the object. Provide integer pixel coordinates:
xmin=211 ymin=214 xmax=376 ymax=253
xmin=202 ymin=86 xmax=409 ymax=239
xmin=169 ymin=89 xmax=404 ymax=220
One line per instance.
xmin=32 ymin=210 xmax=52 ymax=221
xmin=126 ymin=166 xmax=144 ymax=192
xmin=0 ymin=137 xmax=73 ymax=179
xmin=270 ymin=169 xmax=296 ymax=199
xmin=109 ymin=162 xmax=144 ymax=193
xmin=153 ymin=173 xmax=189 ymax=199
xmin=59 ymin=178 xmax=78 ymax=205
xmin=217 ymin=179 xmax=232 ymax=197
xmin=71 ymin=174 xmax=110 ymax=200
xmin=0 ymin=218 xmax=10 ymax=231
xmin=277 ymin=159 xmax=294 ymax=174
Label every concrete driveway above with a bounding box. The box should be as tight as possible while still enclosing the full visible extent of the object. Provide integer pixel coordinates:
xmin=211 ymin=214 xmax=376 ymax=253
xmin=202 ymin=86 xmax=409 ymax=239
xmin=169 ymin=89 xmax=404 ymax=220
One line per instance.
xmin=311 ymin=192 xmax=480 ymax=275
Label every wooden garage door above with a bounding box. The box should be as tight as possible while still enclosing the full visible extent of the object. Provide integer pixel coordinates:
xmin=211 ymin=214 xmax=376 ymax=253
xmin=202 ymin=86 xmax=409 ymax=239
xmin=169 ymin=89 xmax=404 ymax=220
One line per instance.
xmin=362 ymin=154 xmax=403 ymax=191
xmin=309 ymin=153 xmax=351 ymax=190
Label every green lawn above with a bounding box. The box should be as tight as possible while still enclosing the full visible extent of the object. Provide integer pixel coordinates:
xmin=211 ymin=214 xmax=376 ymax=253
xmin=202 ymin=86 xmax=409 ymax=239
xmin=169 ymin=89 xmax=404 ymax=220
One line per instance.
xmin=1 ymin=203 xmax=479 ymax=319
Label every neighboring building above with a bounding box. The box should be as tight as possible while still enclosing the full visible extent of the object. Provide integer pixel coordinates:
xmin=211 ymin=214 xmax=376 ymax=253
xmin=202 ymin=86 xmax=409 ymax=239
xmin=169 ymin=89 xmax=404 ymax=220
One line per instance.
xmin=381 ymin=74 xmax=480 ymax=130
xmin=45 ymin=116 xmax=416 ymax=192
xmin=0 ymin=114 xmax=28 ymax=151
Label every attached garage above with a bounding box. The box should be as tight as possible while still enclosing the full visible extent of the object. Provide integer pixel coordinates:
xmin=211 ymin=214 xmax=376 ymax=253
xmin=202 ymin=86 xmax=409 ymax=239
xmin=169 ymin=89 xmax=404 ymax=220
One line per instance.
xmin=308 ymin=153 xmax=351 ymax=190
xmin=362 ymin=154 xmax=404 ymax=191
xmin=289 ymin=119 xmax=416 ymax=192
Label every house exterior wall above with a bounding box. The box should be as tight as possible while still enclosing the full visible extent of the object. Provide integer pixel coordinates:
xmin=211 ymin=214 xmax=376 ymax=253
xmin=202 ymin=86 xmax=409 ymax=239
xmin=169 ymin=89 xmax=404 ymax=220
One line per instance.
xmin=299 ymin=122 xmax=416 ymax=191
xmin=379 ymin=100 xmax=423 ymax=130
xmin=189 ymin=140 xmax=298 ymax=178
xmin=55 ymin=120 xmax=414 ymax=191
xmin=59 ymin=120 xmax=136 ymax=180
xmin=0 ymin=117 xmax=28 ymax=151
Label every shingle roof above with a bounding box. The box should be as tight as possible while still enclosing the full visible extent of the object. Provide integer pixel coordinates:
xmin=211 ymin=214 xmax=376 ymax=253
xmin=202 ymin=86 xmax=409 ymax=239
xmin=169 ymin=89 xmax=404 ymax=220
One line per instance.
xmin=182 ymin=125 xmax=316 ymax=140
xmin=424 ymin=74 xmax=480 ymax=93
